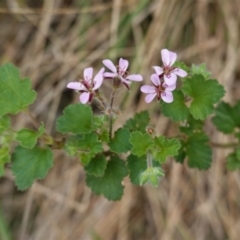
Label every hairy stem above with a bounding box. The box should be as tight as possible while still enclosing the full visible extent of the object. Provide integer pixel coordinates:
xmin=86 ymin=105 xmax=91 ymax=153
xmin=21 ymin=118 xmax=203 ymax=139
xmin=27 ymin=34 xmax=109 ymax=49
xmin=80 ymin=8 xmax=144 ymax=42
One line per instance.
xmin=147 ymin=152 xmax=153 ymax=168
xmin=209 ymin=141 xmax=240 ymax=148
xmin=25 ymin=109 xmax=39 ymax=129
xmin=109 ymin=88 xmax=117 ymax=139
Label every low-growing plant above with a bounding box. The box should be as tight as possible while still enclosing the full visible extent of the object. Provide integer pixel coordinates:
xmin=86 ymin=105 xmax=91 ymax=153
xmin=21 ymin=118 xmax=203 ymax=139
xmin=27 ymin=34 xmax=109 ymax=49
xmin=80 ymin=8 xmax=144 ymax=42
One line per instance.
xmin=1 ymin=49 xmax=239 ymax=200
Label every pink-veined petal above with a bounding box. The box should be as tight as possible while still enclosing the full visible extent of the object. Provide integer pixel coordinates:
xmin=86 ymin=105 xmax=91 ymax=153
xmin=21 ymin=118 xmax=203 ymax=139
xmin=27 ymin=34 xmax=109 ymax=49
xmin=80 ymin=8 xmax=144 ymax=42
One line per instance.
xmin=150 ymin=73 xmax=160 ymax=86
xmin=67 ymin=82 xmax=86 ymax=91
xmin=161 ymin=91 xmax=173 ymax=103
xmin=102 ymin=59 xmax=117 ymax=73
xmin=153 ymin=66 xmax=163 ymax=75
xmin=103 ymin=72 xmax=118 ymax=78
xmin=84 ymin=67 xmax=93 ymax=81
xmin=93 ymin=67 xmax=105 ymax=90
xmin=169 ymin=51 xmax=177 ymax=66
xmin=119 ymin=58 xmax=129 ymax=72
xmin=145 ymin=93 xmax=157 ymax=103
xmin=126 ymin=74 xmax=143 ymax=81
xmin=163 ymin=83 xmax=176 ymax=92
xmin=164 ymin=73 xmax=177 ymax=85
xmin=161 ymin=49 xmax=170 ymax=66
xmin=173 ymin=68 xmax=187 ymax=77
xmin=141 ymin=85 xmax=156 ymax=94
xmin=80 ymin=92 xmax=90 ymax=104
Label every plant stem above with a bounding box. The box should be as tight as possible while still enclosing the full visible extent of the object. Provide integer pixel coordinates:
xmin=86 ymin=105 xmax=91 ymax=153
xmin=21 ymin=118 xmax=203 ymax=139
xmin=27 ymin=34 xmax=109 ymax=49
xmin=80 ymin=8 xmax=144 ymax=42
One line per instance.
xmin=209 ymin=141 xmax=240 ymax=148
xmin=147 ymin=152 xmax=153 ymax=168
xmin=25 ymin=109 xmax=39 ymax=129
xmin=109 ymin=88 xmax=117 ymax=139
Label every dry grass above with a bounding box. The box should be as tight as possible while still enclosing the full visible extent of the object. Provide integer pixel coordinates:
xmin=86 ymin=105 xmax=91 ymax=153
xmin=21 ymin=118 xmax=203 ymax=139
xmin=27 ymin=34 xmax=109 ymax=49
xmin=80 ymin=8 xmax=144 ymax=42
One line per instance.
xmin=1 ymin=0 xmax=240 ymax=239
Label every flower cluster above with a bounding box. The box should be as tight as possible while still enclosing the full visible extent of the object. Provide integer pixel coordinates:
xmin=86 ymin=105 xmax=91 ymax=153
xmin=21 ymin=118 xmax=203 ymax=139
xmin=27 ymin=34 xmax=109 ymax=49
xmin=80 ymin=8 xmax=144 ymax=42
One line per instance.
xmin=67 ymin=49 xmax=187 ymax=104
xmin=140 ymin=49 xmax=187 ymax=103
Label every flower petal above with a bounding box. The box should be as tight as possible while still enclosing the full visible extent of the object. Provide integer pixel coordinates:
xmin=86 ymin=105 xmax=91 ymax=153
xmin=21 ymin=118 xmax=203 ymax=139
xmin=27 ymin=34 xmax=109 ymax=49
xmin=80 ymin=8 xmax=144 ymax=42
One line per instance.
xmin=173 ymin=68 xmax=187 ymax=77
xmin=161 ymin=91 xmax=173 ymax=103
xmin=163 ymin=83 xmax=176 ymax=91
xmin=169 ymin=51 xmax=177 ymax=66
xmin=103 ymin=72 xmax=118 ymax=78
xmin=161 ymin=49 xmax=170 ymax=66
xmin=93 ymin=67 xmax=105 ymax=90
xmin=67 ymin=82 xmax=86 ymax=91
xmin=84 ymin=67 xmax=93 ymax=81
xmin=102 ymin=59 xmax=117 ymax=73
xmin=126 ymin=74 xmax=143 ymax=81
xmin=150 ymin=73 xmax=160 ymax=86
xmin=153 ymin=66 xmax=163 ymax=75
xmin=145 ymin=93 xmax=157 ymax=103
xmin=80 ymin=92 xmax=90 ymax=104
xmin=119 ymin=58 xmax=129 ymax=72
xmin=164 ymin=73 xmax=177 ymax=85
xmin=141 ymin=85 xmax=156 ymax=93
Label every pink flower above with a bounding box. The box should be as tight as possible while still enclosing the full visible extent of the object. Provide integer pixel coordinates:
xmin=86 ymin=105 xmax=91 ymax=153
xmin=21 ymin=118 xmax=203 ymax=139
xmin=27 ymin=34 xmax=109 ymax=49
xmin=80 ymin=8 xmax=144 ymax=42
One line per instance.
xmin=67 ymin=67 xmax=104 ymax=104
xmin=153 ymin=49 xmax=187 ymax=85
xmin=140 ymin=73 xmax=176 ymax=103
xmin=102 ymin=58 xmax=143 ymax=89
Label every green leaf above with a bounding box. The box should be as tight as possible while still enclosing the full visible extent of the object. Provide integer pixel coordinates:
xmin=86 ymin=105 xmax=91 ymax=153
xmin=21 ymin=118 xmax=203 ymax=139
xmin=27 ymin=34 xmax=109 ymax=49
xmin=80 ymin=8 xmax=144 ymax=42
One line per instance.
xmin=174 ymin=144 xmax=186 ymax=164
xmin=84 ymin=154 xmax=107 ymax=177
xmin=124 ymin=111 xmax=150 ymax=133
xmin=15 ymin=123 xmax=45 ymax=149
xmin=86 ymin=156 xmax=128 ymax=200
xmin=0 ymin=147 xmax=10 ymax=177
xmin=12 ymin=146 xmax=53 ymax=190
xmin=56 ymin=104 xmax=94 ymax=134
xmin=190 ymin=63 xmax=211 ymax=79
xmin=0 ymin=63 xmax=36 ymax=116
xmin=65 ymin=133 xmax=102 ymax=165
xmin=152 ymin=136 xmax=181 ymax=163
xmin=186 ymin=133 xmax=212 ymax=169
xmin=161 ymin=90 xmax=189 ymax=121
xmin=0 ymin=115 xmax=10 ymax=134
xmin=109 ymin=128 xmax=131 ymax=154
xmin=127 ymin=154 xmax=147 ymax=185
xmin=212 ymin=101 xmax=240 ymax=134
xmin=226 ymin=149 xmax=240 ymax=170
xmin=182 ymin=75 xmax=225 ymax=120
xmin=129 ymin=131 xmax=153 ymax=157
xmin=139 ymin=167 xmax=164 ymax=187
xmin=179 ymin=115 xmax=204 ymax=135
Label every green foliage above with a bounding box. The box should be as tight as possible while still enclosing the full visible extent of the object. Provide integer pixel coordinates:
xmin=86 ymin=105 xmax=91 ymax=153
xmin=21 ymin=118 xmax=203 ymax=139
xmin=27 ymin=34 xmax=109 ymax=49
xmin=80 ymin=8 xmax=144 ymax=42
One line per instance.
xmin=15 ymin=123 xmax=45 ymax=149
xmin=12 ymin=146 xmax=53 ymax=190
xmin=109 ymin=128 xmax=131 ymax=154
xmin=186 ymin=133 xmax=212 ymax=169
xmin=161 ymin=90 xmax=189 ymax=121
xmin=127 ymin=154 xmax=147 ymax=185
xmin=182 ymin=75 xmax=225 ymax=120
xmin=152 ymin=136 xmax=181 ymax=163
xmin=140 ymin=167 xmax=164 ymax=187
xmin=56 ymin=104 xmax=94 ymax=134
xmin=0 ymin=147 xmax=10 ymax=177
xmin=65 ymin=133 xmax=102 ymax=165
xmin=130 ymin=131 xmax=153 ymax=157
xmin=212 ymin=101 xmax=240 ymax=134
xmin=226 ymin=148 xmax=240 ymax=170
xmin=0 ymin=116 xmax=10 ymax=134
xmin=84 ymin=154 xmax=107 ymax=177
xmin=0 ymin=63 xmax=36 ymax=116
xmin=174 ymin=142 xmax=186 ymax=164
xmin=190 ymin=63 xmax=211 ymax=79
xmin=124 ymin=111 xmax=150 ymax=133
xmin=179 ymin=115 xmax=204 ymax=135
xmin=94 ymin=115 xmax=109 ymax=143
xmin=86 ymin=156 xmax=128 ymax=200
